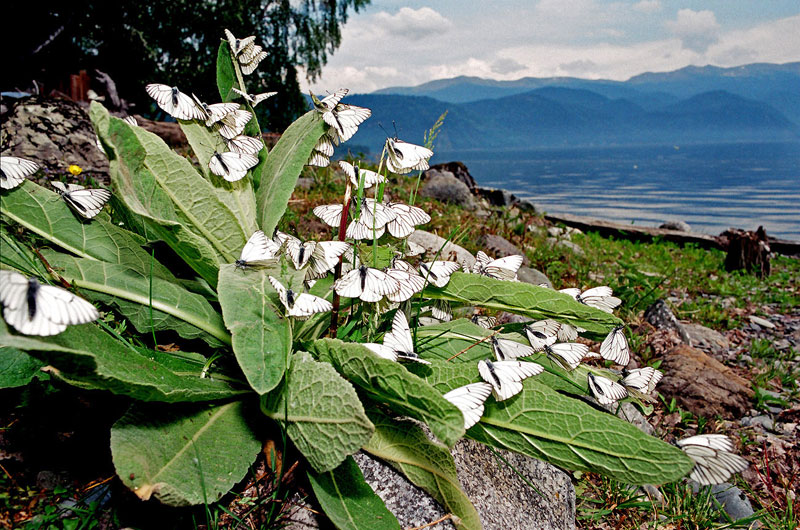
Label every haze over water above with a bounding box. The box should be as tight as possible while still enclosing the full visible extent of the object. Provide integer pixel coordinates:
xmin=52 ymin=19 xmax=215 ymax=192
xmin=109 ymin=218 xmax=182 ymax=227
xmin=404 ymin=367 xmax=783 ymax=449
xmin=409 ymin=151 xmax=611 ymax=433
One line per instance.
xmin=436 ymin=142 xmax=800 ymax=240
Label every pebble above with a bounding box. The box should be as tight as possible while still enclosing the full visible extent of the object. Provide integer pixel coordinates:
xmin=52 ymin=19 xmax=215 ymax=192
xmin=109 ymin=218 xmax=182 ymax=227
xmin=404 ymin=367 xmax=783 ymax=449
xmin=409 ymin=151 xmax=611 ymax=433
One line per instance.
xmin=741 ymin=415 xmax=774 ymax=431
xmin=749 ymin=315 xmax=776 ymax=329
xmin=711 ymin=483 xmax=758 ymax=525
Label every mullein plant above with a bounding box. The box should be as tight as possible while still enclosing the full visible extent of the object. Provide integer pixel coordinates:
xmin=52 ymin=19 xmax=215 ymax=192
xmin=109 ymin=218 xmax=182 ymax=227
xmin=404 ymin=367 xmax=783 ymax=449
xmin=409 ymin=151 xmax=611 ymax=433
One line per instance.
xmin=0 ymin=27 xmax=746 ymax=529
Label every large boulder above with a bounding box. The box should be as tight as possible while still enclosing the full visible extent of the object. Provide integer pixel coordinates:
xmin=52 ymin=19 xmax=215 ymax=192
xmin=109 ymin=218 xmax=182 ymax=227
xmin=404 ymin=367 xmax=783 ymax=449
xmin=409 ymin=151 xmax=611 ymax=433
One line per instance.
xmin=408 ymin=230 xmax=475 ymax=268
xmin=424 ymin=161 xmax=477 ymax=191
xmin=420 ymin=172 xmax=480 ymax=210
xmin=1 ymin=96 xmax=108 ymax=176
xmin=478 ymin=234 xmax=530 ymax=266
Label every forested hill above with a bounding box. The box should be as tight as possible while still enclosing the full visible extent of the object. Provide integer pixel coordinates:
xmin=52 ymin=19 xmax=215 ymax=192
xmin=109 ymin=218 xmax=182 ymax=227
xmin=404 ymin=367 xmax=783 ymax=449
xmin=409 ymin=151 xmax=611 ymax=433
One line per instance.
xmin=343 ymin=62 xmax=800 ymax=152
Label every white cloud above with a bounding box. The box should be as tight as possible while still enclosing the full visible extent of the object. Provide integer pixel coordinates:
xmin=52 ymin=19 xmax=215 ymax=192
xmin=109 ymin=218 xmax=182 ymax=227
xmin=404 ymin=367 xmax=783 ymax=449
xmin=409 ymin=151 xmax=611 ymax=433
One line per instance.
xmin=373 ymin=7 xmax=452 ymax=39
xmin=632 ymin=0 xmax=661 ymax=14
xmin=491 ymin=57 xmax=528 ymax=75
xmin=665 ymin=9 xmax=721 ymax=52
xmin=706 ymin=14 xmax=800 ymax=66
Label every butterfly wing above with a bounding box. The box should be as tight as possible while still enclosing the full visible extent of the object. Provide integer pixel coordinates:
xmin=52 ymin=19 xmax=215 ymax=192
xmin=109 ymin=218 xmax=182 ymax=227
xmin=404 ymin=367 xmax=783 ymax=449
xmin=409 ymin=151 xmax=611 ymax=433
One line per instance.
xmin=484 ymin=255 xmax=523 ymax=281
xmin=546 ymin=343 xmax=588 ymax=370
xmin=317 ymin=88 xmax=349 ymax=110
xmin=251 ymin=92 xmax=277 ymax=107
xmin=145 ymin=84 xmax=204 ymax=120
xmin=238 ymin=231 xmax=280 ymax=268
xmin=523 ymin=325 xmax=558 ymax=351
xmin=346 ymin=219 xmax=385 ymax=241
xmin=479 ymin=360 xmax=544 ymax=401
xmin=492 ymin=337 xmax=535 ymax=360
xmin=226 ymin=135 xmax=264 ymax=155
xmin=310 ymin=241 xmax=350 ymax=275
xmin=307 ymin=152 xmax=330 ymax=167
xmin=677 ymin=435 xmax=749 ymax=485
xmin=359 ymin=268 xmax=400 ymax=303
xmin=363 ymin=343 xmax=398 ymax=362
xmin=313 ymin=204 xmax=344 ymax=227
xmin=419 ymin=261 xmax=459 ymax=288
xmin=62 ymin=188 xmax=112 ymax=218
xmin=579 ymin=286 xmax=621 ymax=313
xmin=314 ymin=135 xmax=335 ymax=156
xmin=587 ymin=373 xmax=628 ymax=405
xmin=620 ymin=367 xmax=656 ymax=392
xmin=214 ymin=110 xmax=253 ymax=139
xmin=443 ymin=382 xmax=493 ymax=430
xmin=0 ymin=156 xmax=39 ymax=189
xmin=386 ymin=203 xmax=431 ymax=238
xmin=385 ymin=269 xmax=425 ymax=302
xmin=288 ymin=293 xmax=333 ymax=318
xmin=268 ymin=276 xmax=289 ymax=308
xmin=333 ymin=269 xmax=363 ymax=299
xmin=557 ymin=323 xmax=579 ymax=342
xmin=209 ymin=152 xmax=258 ymax=182
xmin=599 ymin=326 xmax=630 ymax=365
xmin=203 ymin=102 xmax=241 ymax=126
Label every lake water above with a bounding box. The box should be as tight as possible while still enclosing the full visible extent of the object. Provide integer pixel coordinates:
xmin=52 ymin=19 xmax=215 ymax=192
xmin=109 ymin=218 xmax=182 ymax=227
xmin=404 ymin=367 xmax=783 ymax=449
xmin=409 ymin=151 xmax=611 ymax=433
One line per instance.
xmin=435 ymin=142 xmax=800 ymax=240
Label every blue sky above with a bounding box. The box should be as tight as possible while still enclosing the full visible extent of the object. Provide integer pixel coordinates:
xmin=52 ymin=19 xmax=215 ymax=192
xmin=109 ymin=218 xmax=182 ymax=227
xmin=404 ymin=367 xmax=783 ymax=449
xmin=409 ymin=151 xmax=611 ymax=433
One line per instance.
xmin=300 ymin=1 xmax=800 ymax=92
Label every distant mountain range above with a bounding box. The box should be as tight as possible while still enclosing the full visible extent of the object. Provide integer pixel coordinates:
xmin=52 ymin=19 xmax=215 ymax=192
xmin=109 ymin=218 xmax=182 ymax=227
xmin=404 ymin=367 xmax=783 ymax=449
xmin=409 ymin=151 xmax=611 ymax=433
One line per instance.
xmin=339 ymin=62 xmax=800 ymax=152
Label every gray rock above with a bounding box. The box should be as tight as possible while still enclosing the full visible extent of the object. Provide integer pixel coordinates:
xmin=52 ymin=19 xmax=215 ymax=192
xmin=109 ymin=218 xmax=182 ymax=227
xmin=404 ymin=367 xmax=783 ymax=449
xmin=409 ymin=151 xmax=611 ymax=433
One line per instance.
xmin=420 ymin=172 xmax=480 ymax=210
xmin=711 ymin=483 xmax=758 ymax=525
xmin=547 ymin=226 xmax=582 ymax=239
xmin=644 ymin=300 xmax=692 ymax=343
xmin=408 ymin=230 xmax=474 ymax=268
xmin=479 ymin=234 xmax=530 ymax=265
xmin=1 ymin=96 xmax=109 ymax=176
xmin=680 ymin=322 xmax=730 ymax=353
xmin=36 ymin=470 xmax=69 ymax=491
xmin=475 ymin=187 xmax=516 ymax=208
xmin=614 ymin=402 xmax=656 ymax=436
xmin=741 ymin=415 xmax=774 ymax=431
xmin=748 ymin=315 xmax=776 ymax=329
xmin=516 ymin=266 xmax=553 ymax=289
xmin=546 ymin=237 xmax=585 ymax=258
xmin=424 ymin=161 xmax=477 ymax=191
xmin=659 ymin=220 xmax=691 ymax=232
xmin=295 ymin=177 xmax=313 ymax=190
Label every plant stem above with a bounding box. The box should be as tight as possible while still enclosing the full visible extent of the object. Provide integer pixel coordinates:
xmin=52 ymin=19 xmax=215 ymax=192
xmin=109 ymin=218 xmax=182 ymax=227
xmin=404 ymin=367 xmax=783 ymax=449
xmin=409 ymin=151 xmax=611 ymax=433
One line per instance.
xmin=329 ymin=179 xmax=354 ymax=337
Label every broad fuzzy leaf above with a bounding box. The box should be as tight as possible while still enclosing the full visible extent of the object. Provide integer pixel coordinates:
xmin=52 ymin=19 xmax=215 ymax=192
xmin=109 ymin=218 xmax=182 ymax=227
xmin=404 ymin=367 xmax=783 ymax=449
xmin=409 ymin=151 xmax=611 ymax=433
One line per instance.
xmin=111 ymin=401 xmax=260 ymax=506
xmin=307 ymin=456 xmax=401 ymax=530
xmin=308 ymin=338 xmax=465 ymax=447
xmin=261 ymin=352 xmax=373 ymax=473
xmin=363 ymin=408 xmax=481 ymax=530
xmin=0 ymin=347 xmax=45 ymax=388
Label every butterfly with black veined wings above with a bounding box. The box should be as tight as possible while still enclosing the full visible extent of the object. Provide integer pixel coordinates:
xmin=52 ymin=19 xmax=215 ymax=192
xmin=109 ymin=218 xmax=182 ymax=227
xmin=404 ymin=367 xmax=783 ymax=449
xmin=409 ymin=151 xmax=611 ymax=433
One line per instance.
xmin=333 ymin=265 xmax=400 ymax=303
xmin=1 ymin=156 xmax=39 ymax=190
xmin=600 ymin=325 xmax=630 ymax=365
xmin=323 ymin=103 xmax=371 ymax=142
xmin=123 ymin=116 xmax=139 ymax=127
xmin=314 ymin=135 xmax=335 ymax=157
xmin=403 ymin=240 xmax=426 ymax=257
xmin=472 ymin=251 xmax=523 ymax=281
xmin=307 ymin=151 xmax=330 ymax=168
xmin=51 ymin=182 xmax=111 ymax=219
xmin=418 ymin=261 xmax=460 ymax=288
xmin=443 ymin=382 xmax=493 ymax=430
xmin=314 ymin=198 xmax=396 ymax=231
xmin=523 ymin=321 xmax=559 ymax=351
xmin=213 ymin=109 xmax=253 ymax=139
xmin=676 ymin=434 xmax=749 ymax=485
xmin=560 ymin=286 xmax=622 ymax=313
xmin=364 ymin=311 xmax=430 ymax=364
xmin=543 ymin=342 xmax=589 ymax=370
xmin=587 ymin=373 xmax=628 ymax=405
xmin=273 ymin=231 xmax=350 ymax=276
xmin=620 ymin=367 xmax=663 ymax=394
xmin=226 ymin=135 xmax=264 ymax=155
xmin=191 ymin=94 xmax=240 ymax=127
xmin=0 ymin=270 xmax=99 ymax=336
xmin=346 ymin=219 xmax=385 ymax=241
xmin=478 ymin=359 xmax=544 ymax=401
xmin=235 ymin=231 xmax=281 ymax=270
xmin=470 ymin=314 xmax=497 ymax=329
xmin=224 ymin=29 xmax=256 ymax=57
xmin=490 ymin=336 xmax=536 ymax=361
xmin=239 ymin=45 xmax=267 ymax=75
xmin=385 ymin=137 xmax=434 ymax=174
xmin=145 ymin=84 xmax=205 ymax=121
xmin=231 ymin=88 xmax=277 ymax=107
xmin=384 ymin=267 xmax=426 ymax=303
xmin=208 ymin=151 xmax=259 ymax=182
xmin=339 ymin=161 xmax=385 ymax=189
xmin=385 ymin=202 xmax=431 ymax=238
xmin=268 ymin=276 xmax=332 ymax=319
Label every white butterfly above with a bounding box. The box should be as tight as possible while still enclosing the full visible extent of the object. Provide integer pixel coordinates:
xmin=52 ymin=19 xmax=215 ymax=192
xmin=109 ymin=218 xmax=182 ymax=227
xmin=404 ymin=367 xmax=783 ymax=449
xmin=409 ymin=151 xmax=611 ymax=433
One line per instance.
xmin=208 ymin=151 xmax=259 ymax=182
xmin=224 ymin=29 xmax=256 ymax=58
xmin=51 ymin=182 xmax=111 ymax=219
xmin=364 ymin=311 xmax=429 ymax=364
xmin=273 ymin=231 xmax=350 ymax=275
xmin=307 ymin=151 xmax=330 ymax=168
xmin=385 ymin=202 xmax=431 ymax=238
xmin=235 ymin=231 xmax=281 ymax=270
xmin=339 ymin=161 xmax=384 ymax=189
xmin=430 ymin=299 xmax=452 ymax=322
xmin=323 ymin=103 xmax=371 ymax=142
xmin=403 ymin=240 xmax=426 ymax=257
xmin=560 ymin=286 xmax=622 ymax=313
xmin=676 ymin=434 xmax=749 ymax=486
xmin=345 ymin=219 xmax=385 ymax=241
xmin=600 ymin=325 xmax=630 ymax=365
xmin=620 ymin=367 xmax=663 ymax=394
xmin=231 ymin=88 xmax=277 ymax=107
xmin=478 ymin=359 xmax=544 ymax=401
xmin=0 ymin=270 xmax=99 ymax=336
xmin=557 ymin=322 xmax=583 ymax=342
xmin=239 ymin=45 xmax=267 ymax=75
xmin=543 ymin=342 xmax=589 ymax=370
xmin=314 ymin=135 xmax=335 ymax=157
xmin=384 ymin=268 xmax=426 ymax=303
xmin=443 ymin=382 xmax=493 ymax=430
xmin=470 ymin=314 xmax=497 ymax=329
xmin=268 ymin=276 xmax=332 ymax=319
xmin=334 ymin=265 xmax=400 ymax=303
xmin=226 ymin=135 xmax=264 ymax=155
xmin=191 ymin=94 xmax=240 ymax=126
xmin=587 ymin=373 xmax=628 ymax=405
xmin=385 ymin=137 xmax=434 ymax=174
xmin=1 ymin=156 xmax=39 ymax=190
xmin=314 ymin=198 xmax=395 ymax=231
xmin=490 ymin=336 xmax=536 ymax=361
xmin=472 ymin=251 xmax=523 ymax=281
xmin=418 ymin=261 xmax=460 ymax=288
xmin=145 ymin=84 xmax=205 ymax=121
xmin=523 ymin=322 xmax=558 ymax=351
xmin=123 ymin=116 xmax=139 ymax=126
xmin=213 ymin=109 xmax=253 ymax=139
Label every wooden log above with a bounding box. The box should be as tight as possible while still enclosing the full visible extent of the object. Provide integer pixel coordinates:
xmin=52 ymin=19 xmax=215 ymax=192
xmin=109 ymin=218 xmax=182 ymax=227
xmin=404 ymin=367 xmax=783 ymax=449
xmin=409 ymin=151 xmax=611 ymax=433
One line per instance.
xmin=721 ymin=227 xmax=771 ymax=277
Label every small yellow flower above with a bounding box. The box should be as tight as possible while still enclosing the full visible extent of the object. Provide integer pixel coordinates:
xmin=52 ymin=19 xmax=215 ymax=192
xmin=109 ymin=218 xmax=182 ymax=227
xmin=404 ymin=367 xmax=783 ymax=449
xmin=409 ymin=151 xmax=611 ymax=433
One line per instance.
xmin=68 ymin=165 xmax=83 ymax=176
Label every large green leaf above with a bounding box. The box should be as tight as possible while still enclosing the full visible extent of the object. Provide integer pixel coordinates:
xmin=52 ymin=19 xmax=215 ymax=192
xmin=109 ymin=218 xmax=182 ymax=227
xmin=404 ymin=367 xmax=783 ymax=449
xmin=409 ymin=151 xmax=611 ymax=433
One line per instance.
xmin=0 ymin=227 xmax=47 ymax=277
xmin=261 ymin=351 xmax=373 ymax=473
xmin=415 ymin=359 xmax=693 ymax=485
xmin=0 ymin=181 xmax=174 ymax=281
xmin=255 ymin=111 xmax=326 ymax=235
xmin=0 ymin=347 xmax=45 ymax=389
xmin=0 ymin=320 xmax=244 ymax=402
xmin=363 ymin=408 xmax=481 ymax=530
xmin=307 ymin=456 xmax=401 ymax=530
xmin=111 ymin=401 xmax=260 ymax=506
xmin=308 ymin=338 xmax=465 ymax=447
xmin=217 ymin=264 xmax=291 ymax=394
xmin=425 ymin=272 xmax=622 ymax=335
xmin=41 ymin=250 xmax=230 ymax=346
